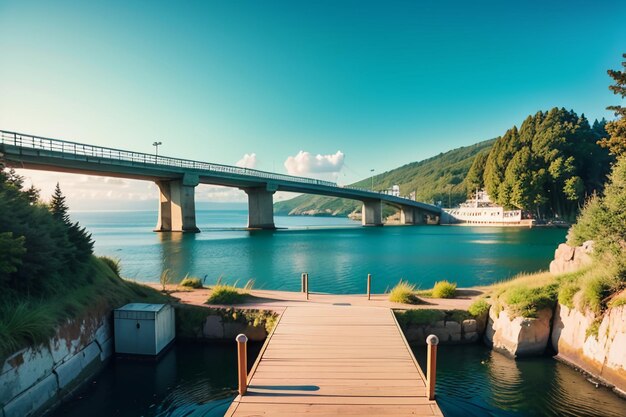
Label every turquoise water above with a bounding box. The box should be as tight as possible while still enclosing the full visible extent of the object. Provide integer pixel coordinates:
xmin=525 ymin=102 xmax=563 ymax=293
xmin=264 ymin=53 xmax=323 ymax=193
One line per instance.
xmin=50 ymin=343 xmax=626 ymax=417
xmin=52 ymin=210 xmax=626 ymax=416
xmin=72 ymin=210 xmax=567 ymax=292
xmin=50 ymin=342 xmax=262 ymax=417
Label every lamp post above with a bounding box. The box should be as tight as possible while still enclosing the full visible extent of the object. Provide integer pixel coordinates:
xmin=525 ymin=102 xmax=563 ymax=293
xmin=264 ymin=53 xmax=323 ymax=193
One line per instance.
xmin=370 ymin=169 xmax=375 ymax=191
xmin=152 ymin=141 xmax=162 ymax=157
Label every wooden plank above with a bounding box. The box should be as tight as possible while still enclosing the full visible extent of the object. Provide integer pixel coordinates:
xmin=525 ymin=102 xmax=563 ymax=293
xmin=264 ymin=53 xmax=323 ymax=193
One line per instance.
xmin=232 ymin=403 xmax=436 ymax=416
xmin=227 ymin=305 xmax=441 ymax=416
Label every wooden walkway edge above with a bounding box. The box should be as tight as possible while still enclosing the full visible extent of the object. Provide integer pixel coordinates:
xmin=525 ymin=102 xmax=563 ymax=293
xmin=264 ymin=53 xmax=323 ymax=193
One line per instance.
xmin=225 ymin=305 xmax=442 ymax=416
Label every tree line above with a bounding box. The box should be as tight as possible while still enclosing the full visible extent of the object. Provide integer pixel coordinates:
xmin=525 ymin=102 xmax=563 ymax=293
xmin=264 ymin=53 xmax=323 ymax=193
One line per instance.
xmin=464 ymin=54 xmax=626 ymax=220
xmin=0 ymin=164 xmax=93 ymax=298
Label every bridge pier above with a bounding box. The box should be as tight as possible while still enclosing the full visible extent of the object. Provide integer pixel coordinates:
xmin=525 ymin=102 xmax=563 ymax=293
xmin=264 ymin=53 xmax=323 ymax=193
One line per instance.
xmin=244 ymin=187 xmax=276 ymax=229
xmin=400 ymin=207 xmax=414 ymax=224
xmin=154 ymin=174 xmax=200 ymax=233
xmin=400 ymin=207 xmax=426 ymax=225
xmin=362 ymin=200 xmax=383 ymax=226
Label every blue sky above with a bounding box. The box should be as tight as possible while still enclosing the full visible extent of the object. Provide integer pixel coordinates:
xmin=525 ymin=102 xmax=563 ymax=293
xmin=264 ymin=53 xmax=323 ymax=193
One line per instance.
xmin=0 ymin=1 xmax=624 ymax=207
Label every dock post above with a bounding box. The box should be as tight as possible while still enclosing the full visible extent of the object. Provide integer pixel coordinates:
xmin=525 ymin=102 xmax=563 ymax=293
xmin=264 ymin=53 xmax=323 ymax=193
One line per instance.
xmin=301 ymin=273 xmax=306 ymax=293
xmin=367 ymin=274 xmax=371 ymax=300
xmin=305 ymin=273 xmax=309 ymax=300
xmin=236 ymin=334 xmax=248 ymax=395
xmin=426 ymin=334 xmax=439 ymax=400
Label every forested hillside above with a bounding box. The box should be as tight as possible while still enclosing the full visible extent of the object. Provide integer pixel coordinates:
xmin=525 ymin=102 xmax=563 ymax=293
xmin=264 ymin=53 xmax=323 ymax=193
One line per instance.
xmin=274 ymin=139 xmax=495 ymax=216
xmin=477 ymin=108 xmax=611 ymax=220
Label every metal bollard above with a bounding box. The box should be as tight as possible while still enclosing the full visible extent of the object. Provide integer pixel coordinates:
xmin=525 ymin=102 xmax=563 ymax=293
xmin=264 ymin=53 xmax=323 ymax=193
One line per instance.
xmin=236 ymin=333 xmax=248 ymax=395
xmin=426 ymin=334 xmax=439 ymax=400
xmin=305 ymin=273 xmax=309 ymax=300
xmin=301 ymin=273 xmax=306 ymax=293
xmin=367 ymin=274 xmax=372 ymax=300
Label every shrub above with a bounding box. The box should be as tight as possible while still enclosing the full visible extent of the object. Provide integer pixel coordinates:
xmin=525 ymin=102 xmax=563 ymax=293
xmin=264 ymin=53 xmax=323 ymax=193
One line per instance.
xmin=207 ymin=279 xmax=251 ymax=304
xmin=557 ymin=282 xmax=580 ymax=308
xmin=99 ymin=256 xmax=121 ymax=277
xmin=396 ymin=309 xmax=445 ymax=326
xmin=431 ymin=280 xmax=457 ymax=298
xmin=388 ymin=281 xmax=421 ymax=304
xmin=0 ymin=302 xmax=57 ymax=358
xmin=468 ymin=299 xmax=490 ymax=317
xmin=180 ymin=276 xmax=203 ymax=289
xmin=503 ymin=284 xmax=557 ymax=318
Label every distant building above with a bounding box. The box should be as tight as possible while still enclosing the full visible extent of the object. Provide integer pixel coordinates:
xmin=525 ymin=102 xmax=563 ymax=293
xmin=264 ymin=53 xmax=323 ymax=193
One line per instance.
xmin=441 ymin=190 xmax=533 ymax=227
xmin=382 ymin=185 xmax=400 ymax=197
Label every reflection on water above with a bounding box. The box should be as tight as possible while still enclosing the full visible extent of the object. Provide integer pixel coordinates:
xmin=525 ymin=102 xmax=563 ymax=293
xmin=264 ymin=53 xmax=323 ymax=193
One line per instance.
xmin=72 ymin=210 xmax=568 ymax=293
xmin=51 ymin=342 xmax=262 ymax=417
xmin=413 ymin=344 xmax=626 ymax=417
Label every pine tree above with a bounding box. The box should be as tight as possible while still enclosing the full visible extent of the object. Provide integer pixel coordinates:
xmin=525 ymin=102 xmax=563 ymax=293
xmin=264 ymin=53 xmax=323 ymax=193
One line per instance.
xmin=50 ymin=183 xmax=69 ymax=223
xmin=599 ymin=53 xmax=626 ymax=157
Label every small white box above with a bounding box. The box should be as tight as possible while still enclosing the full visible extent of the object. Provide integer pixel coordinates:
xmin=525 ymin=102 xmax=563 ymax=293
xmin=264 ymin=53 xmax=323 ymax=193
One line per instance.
xmin=114 ymin=303 xmax=175 ymax=356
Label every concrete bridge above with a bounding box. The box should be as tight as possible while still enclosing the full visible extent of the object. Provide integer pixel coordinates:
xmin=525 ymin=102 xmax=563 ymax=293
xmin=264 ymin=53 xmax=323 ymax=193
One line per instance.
xmin=0 ymin=130 xmax=441 ymax=232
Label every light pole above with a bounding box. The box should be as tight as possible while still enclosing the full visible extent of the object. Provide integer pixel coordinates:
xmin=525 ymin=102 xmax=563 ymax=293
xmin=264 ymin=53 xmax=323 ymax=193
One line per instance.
xmin=153 ymin=141 xmax=162 ymax=158
xmin=370 ymin=169 xmax=375 ymax=191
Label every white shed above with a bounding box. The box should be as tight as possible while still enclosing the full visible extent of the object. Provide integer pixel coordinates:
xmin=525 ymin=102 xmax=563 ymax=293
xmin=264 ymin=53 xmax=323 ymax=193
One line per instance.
xmin=114 ymin=303 xmax=175 ymax=356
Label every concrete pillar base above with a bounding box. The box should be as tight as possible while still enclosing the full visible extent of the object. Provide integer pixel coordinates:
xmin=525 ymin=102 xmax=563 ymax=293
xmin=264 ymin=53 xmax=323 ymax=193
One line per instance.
xmin=400 ymin=207 xmax=414 ymax=225
xmin=155 ymin=174 xmax=200 ymax=233
xmin=244 ymin=187 xmax=276 ymax=230
xmin=362 ymin=200 xmax=383 ymax=226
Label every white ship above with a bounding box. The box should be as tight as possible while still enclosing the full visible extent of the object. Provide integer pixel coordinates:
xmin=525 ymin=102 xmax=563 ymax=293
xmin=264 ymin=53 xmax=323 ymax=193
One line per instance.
xmin=441 ymin=190 xmax=534 ymax=226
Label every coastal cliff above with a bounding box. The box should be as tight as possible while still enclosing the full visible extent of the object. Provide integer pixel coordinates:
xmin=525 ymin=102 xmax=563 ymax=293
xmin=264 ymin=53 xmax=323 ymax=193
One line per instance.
xmin=481 ymin=240 xmax=626 ymax=395
xmin=552 ymin=300 xmax=626 ymax=395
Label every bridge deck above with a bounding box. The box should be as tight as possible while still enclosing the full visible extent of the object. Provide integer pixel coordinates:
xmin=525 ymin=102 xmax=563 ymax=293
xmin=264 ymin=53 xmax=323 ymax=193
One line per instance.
xmin=225 ymin=305 xmax=442 ymax=416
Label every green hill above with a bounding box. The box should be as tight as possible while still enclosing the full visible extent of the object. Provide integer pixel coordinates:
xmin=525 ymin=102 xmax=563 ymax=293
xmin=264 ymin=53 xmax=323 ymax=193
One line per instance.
xmin=274 ymin=139 xmax=495 ymax=217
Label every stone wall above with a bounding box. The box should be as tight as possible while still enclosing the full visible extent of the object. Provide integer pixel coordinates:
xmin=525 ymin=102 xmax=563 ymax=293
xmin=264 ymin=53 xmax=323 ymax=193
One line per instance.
xmin=397 ymin=311 xmax=488 ymax=345
xmin=552 ymin=303 xmax=626 ymax=395
xmin=176 ymin=306 xmax=277 ymax=342
xmin=484 ymin=307 xmax=553 ymax=357
xmin=402 ymin=319 xmax=483 ymax=345
xmin=0 ymin=314 xmax=113 ymax=417
xmin=549 ymin=241 xmax=593 ymax=274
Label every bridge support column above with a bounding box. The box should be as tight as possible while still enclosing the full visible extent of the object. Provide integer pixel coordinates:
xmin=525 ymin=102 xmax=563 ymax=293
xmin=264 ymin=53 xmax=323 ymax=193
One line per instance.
xmin=362 ymin=200 xmax=383 ymax=226
xmin=244 ymin=187 xmax=276 ymax=229
xmin=154 ymin=174 xmax=200 ymax=233
xmin=400 ymin=207 xmax=415 ymax=225
xmin=414 ymin=209 xmax=426 ymax=225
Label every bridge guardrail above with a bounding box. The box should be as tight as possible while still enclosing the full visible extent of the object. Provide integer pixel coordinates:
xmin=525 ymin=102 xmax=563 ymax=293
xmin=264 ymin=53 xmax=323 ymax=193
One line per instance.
xmin=0 ymin=130 xmax=339 ymax=187
xmin=0 ymin=130 xmax=436 ymax=210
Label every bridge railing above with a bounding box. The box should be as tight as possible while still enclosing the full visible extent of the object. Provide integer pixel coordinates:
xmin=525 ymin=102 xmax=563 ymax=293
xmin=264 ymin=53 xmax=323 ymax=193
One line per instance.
xmin=0 ymin=130 xmax=438 ymax=210
xmin=0 ymin=130 xmax=338 ymax=187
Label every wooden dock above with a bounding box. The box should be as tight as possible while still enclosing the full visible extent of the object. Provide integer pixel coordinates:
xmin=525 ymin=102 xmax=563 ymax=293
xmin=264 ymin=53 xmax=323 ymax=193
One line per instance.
xmin=225 ymin=305 xmax=442 ymax=416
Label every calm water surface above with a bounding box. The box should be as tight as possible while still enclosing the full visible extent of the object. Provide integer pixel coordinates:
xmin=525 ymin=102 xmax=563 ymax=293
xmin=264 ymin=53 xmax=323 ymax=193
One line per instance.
xmin=55 ymin=210 xmax=626 ymax=416
xmin=413 ymin=344 xmax=626 ymax=417
xmin=51 ymin=343 xmax=626 ymax=417
xmin=73 ymin=210 xmax=567 ymax=292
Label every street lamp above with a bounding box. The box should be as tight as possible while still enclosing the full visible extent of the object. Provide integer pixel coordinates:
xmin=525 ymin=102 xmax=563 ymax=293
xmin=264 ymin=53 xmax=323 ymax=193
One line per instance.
xmin=153 ymin=141 xmax=162 ymax=157
xmin=370 ymin=169 xmax=375 ymax=191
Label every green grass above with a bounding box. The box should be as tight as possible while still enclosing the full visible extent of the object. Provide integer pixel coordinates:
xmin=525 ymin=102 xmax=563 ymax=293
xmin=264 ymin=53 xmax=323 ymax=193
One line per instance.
xmin=609 ymin=291 xmax=626 ymax=308
xmin=388 ymin=281 xmax=422 ymax=304
xmin=396 ymin=309 xmax=445 ymax=326
xmin=431 ymin=280 xmax=457 ymax=298
xmin=0 ymin=256 xmax=169 ymax=362
xmin=179 ymin=276 xmax=203 ymax=289
xmin=468 ymin=298 xmax=490 ymax=317
xmin=206 ymin=279 xmax=253 ymax=305
xmin=99 ymin=256 xmax=121 ymax=277
xmin=395 ymin=309 xmax=472 ymax=327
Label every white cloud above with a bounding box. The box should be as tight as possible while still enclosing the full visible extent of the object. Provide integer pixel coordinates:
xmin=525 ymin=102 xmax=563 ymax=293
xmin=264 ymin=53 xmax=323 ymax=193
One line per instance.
xmin=284 ymin=151 xmax=345 ymax=176
xmin=196 ymin=184 xmax=247 ymax=203
xmin=236 ymin=153 xmax=257 ymax=169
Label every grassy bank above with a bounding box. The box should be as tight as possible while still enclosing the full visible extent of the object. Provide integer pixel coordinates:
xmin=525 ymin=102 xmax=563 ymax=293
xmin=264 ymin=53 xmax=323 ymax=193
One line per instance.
xmin=0 ymin=256 xmax=168 ymax=362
